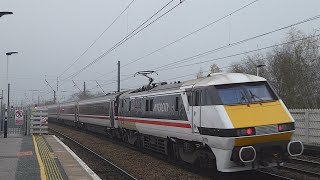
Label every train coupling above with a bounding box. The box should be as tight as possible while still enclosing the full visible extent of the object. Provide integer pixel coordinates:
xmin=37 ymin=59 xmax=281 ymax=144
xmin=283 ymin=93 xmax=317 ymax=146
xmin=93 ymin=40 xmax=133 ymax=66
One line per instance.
xmin=287 ymin=140 xmax=304 ymax=156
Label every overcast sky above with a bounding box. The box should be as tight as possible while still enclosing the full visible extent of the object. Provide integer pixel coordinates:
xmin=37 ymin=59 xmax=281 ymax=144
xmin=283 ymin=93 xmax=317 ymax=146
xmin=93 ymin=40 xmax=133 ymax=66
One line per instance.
xmin=1 ymin=0 xmax=320 ymax=105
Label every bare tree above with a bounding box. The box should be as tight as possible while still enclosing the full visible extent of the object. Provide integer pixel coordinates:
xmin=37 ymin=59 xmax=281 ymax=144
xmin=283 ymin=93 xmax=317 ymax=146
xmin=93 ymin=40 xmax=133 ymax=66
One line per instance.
xmin=210 ymin=63 xmax=222 ymax=73
xmin=229 ymin=53 xmax=267 ymax=77
xmin=196 ymin=69 xmax=204 ymax=79
xmin=68 ymin=91 xmax=95 ymax=101
xmin=228 ymin=28 xmax=320 ymax=109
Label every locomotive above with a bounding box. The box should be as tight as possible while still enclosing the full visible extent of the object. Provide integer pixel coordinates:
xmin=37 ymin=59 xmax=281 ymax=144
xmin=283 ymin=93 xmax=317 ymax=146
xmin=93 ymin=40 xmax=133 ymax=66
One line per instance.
xmin=47 ymin=73 xmax=303 ymax=172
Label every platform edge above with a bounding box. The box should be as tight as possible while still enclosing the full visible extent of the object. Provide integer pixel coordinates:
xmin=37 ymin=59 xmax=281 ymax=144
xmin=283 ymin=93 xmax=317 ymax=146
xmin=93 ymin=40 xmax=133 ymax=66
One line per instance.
xmin=52 ymin=135 xmax=102 ymax=180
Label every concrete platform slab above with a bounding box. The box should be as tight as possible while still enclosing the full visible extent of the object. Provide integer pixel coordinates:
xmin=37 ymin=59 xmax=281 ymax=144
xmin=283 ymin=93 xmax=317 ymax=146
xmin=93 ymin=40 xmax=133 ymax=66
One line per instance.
xmin=0 ymin=135 xmax=100 ymax=180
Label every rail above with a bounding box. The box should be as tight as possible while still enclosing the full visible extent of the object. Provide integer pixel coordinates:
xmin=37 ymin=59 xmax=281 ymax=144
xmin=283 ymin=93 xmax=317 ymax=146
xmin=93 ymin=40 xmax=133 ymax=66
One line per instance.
xmin=255 ymin=169 xmax=294 ymax=180
xmin=49 ymin=127 xmax=137 ymax=180
xmin=281 ymin=156 xmax=320 ymax=177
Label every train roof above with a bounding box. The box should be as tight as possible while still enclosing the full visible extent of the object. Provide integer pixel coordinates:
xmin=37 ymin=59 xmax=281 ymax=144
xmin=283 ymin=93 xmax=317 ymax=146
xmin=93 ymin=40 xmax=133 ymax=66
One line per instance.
xmin=122 ymin=73 xmax=265 ymax=97
xmin=44 ymin=93 xmax=121 ymax=108
xmin=78 ymin=93 xmax=120 ymax=105
xmin=46 ymin=73 xmax=266 ymax=102
xmin=181 ymin=73 xmax=266 ymax=88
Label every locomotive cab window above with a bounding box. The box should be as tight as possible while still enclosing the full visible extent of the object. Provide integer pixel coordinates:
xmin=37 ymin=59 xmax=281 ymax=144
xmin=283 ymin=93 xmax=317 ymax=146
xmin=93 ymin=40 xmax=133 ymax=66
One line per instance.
xmin=194 ymin=90 xmax=201 ymax=106
xmin=215 ymin=81 xmax=278 ymax=105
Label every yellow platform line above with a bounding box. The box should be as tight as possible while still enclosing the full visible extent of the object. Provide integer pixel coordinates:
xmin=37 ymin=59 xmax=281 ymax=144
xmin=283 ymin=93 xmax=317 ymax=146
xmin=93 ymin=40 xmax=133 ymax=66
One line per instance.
xmin=36 ymin=135 xmax=63 ymax=180
xmin=38 ymin=135 xmax=64 ymax=180
xmin=33 ymin=135 xmax=64 ymax=180
xmin=33 ymin=135 xmax=47 ymax=180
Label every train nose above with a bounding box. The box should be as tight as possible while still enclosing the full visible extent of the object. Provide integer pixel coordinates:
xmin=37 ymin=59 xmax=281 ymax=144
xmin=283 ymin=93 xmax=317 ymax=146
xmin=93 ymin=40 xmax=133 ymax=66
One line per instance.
xmin=287 ymin=141 xmax=304 ymax=156
xmin=239 ymin=146 xmax=256 ymax=163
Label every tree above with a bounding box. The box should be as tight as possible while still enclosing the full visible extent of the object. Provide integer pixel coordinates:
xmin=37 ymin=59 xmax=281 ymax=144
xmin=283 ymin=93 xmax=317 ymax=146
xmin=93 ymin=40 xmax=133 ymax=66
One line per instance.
xmin=228 ymin=53 xmax=267 ymax=76
xmin=196 ymin=69 xmax=204 ymax=79
xmin=228 ymin=28 xmax=320 ymax=109
xmin=43 ymin=100 xmax=54 ymax=105
xmin=68 ymin=91 xmax=95 ymax=101
xmin=210 ymin=63 xmax=222 ymax=73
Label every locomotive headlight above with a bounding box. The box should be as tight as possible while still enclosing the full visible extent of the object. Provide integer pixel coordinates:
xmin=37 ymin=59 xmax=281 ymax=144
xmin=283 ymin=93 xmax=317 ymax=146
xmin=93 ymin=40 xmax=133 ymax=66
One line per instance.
xmin=278 ymin=123 xmax=295 ymax=132
xmin=237 ymin=127 xmax=255 ymax=136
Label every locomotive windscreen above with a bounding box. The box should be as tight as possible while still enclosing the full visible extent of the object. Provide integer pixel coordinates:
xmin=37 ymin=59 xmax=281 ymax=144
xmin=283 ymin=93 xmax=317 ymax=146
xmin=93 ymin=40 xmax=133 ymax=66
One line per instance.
xmin=215 ymin=81 xmax=278 ymax=105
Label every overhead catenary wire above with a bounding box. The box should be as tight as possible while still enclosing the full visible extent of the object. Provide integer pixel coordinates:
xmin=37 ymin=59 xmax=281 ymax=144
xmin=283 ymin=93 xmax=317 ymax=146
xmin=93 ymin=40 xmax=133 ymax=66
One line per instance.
xmin=156 ymin=34 xmax=320 ymax=71
xmin=108 ymin=33 xmax=320 ymax=90
xmin=77 ymin=22 xmax=320 ymax=95
xmin=95 ymin=0 xmax=259 ymax=79
xmin=58 ymin=0 xmax=136 ymax=78
xmin=43 ymin=3 xmax=318 ymax=101
xmin=107 ymin=13 xmax=320 ymax=81
xmin=60 ymin=0 xmax=185 ymax=86
xmin=60 ymin=0 xmax=176 ymax=82
xmin=55 ymin=32 xmax=319 ymax=99
xmin=152 ymin=14 xmax=320 ymax=71
xmin=90 ymin=63 xmax=245 ymax=93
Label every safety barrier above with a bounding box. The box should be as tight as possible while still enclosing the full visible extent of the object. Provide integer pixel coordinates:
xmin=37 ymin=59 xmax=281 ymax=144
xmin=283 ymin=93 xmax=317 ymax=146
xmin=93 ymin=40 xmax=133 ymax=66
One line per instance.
xmin=30 ymin=107 xmax=48 ymax=135
xmin=290 ymin=109 xmax=320 ymax=146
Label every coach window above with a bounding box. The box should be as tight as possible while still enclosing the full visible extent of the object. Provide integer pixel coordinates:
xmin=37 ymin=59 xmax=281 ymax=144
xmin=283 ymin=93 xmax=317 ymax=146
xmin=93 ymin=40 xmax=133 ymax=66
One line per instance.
xmin=150 ymin=99 xmax=154 ymax=111
xmin=175 ymin=97 xmax=179 ymax=111
xmin=145 ymin=99 xmax=149 ymax=111
xmin=129 ymin=100 xmax=131 ymax=111
xmin=121 ymin=99 xmax=124 ymax=108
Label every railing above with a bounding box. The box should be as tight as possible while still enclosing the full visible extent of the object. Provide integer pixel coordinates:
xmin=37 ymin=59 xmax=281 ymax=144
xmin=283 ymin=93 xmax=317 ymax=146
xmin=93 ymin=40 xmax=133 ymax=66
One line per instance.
xmin=290 ymin=109 xmax=320 ymax=146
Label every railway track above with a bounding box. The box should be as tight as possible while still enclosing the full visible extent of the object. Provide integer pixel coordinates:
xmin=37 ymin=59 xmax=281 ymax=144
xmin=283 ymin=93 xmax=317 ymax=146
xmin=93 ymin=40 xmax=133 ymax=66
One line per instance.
xmin=49 ymin=123 xmax=298 ymax=180
xmin=255 ymin=169 xmax=294 ymax=180
xmin=49 ymin=128 xmax=137 ymax=180
xmin=281 ymin=156 xmax=320 ymax=177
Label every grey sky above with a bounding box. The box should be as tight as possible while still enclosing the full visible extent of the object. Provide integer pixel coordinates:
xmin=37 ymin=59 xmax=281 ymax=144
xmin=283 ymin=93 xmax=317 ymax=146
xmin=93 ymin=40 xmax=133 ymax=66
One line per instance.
xmin=1 ymin=0 xmax=320 ymax=105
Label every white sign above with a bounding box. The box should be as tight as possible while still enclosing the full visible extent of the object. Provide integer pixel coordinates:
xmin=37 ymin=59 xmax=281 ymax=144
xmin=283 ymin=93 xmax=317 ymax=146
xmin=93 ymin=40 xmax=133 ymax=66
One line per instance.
xmin=40 ymin=117 xmax=48 ymax=125
xmin=15 ymin=110 xmax=24 ymax=125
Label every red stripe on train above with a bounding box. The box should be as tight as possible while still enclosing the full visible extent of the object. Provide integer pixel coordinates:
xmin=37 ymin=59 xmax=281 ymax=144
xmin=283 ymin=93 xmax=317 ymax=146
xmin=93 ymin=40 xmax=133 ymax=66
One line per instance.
xmin=118 ymin=117 xmax=191 ymax=128
xmin=79 ymin=115 xmax=110 ymax=120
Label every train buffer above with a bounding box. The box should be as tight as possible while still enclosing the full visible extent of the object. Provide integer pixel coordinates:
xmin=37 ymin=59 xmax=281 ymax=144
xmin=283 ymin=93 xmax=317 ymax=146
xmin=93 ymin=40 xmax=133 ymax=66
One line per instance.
xmin=0 ymin=134 xmax=100 ymax=180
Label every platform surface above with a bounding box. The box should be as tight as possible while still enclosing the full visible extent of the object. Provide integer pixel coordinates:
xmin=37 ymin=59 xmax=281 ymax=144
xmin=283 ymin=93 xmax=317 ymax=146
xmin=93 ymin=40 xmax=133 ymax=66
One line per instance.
xmin=0 ymin=134 xmax=100 ymax=180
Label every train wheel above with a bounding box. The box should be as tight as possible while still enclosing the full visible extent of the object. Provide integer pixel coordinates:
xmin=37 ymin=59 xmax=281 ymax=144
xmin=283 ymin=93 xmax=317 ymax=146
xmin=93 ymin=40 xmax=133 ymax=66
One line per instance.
xmin=167 ymin=138 xmax=180 ymax=161
xmin=122 ymin=130 xmax=128 ymax=142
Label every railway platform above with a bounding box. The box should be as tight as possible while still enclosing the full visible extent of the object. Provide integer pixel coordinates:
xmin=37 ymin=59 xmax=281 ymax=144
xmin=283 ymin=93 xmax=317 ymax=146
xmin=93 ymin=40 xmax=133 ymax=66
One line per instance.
xmin=0 ymin=134 xmax=100 ymax=180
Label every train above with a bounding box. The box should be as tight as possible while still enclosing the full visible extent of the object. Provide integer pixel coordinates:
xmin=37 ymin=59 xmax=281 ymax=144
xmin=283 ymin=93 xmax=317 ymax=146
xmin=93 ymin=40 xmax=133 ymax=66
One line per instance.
xmin=46 ymin=72 xmax=304 ymax=172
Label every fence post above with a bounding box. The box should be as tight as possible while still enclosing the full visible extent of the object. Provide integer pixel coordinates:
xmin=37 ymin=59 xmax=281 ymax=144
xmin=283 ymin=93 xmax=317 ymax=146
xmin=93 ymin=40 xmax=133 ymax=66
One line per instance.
xmin=305 ymin=110 xmax=310 ymax=144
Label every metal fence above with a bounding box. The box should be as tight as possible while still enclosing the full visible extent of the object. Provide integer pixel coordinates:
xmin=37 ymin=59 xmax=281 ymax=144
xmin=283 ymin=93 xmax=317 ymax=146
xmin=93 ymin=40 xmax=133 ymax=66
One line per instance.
xmin=0 ymin=106 xmax=27 ymax=136
xmin=290 ymin=109 xmax=320 ymax=146
xmin=7 ymin=107 xmax=27 ymax=135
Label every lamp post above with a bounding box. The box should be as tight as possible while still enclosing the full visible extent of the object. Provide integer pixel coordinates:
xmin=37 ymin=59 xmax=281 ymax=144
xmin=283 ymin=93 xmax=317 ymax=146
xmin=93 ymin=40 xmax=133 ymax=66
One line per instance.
xmin=0 ymin=90 xmax=3 ymax=131
xmin=4 ymin=52 xmax=18 ymax=138
xmin=256 ymin=64 xmax=266 ymax=76
xmin=0 ymin=12 xmax=13 ymax=18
